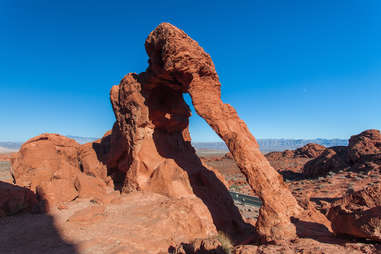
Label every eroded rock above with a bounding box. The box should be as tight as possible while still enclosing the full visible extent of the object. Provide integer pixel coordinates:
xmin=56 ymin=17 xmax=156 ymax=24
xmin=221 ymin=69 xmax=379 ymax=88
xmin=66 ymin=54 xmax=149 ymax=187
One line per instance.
xmin=11 ymin=134 xmax=109 ymax=210
xmin=327 ymin=183 xmax=381 ymax=242
xmin=0 ymin=181 xmax=38 ymax=216
xmin=108 ymin=22 xmax=331 ymax=242
xmin=303 ymin=130 xmax=381 ymax=178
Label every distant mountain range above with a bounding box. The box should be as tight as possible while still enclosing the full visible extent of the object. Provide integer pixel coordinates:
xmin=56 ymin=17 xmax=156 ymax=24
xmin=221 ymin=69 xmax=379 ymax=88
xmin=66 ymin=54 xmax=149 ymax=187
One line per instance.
xmin=193 ymin=138 xmax=348 ymax=153
xmin=0 ymin=136 xmax=348 ymax=154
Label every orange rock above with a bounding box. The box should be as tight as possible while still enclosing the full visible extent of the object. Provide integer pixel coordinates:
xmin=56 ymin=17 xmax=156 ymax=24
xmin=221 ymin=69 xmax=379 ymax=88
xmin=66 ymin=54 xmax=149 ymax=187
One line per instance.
xmin=36 ymin=179 xmax=78 ymax=210
xmin=328 ymin=183 xmax=381 ymax=242
xmin=67 ymin=205 xmax=106 ymax=225
xmin=141 ymin=22 xmax=307 ymax=241
xmin=74 ymin=173 xmax=107 ymax=200
xmin=12 ymin=134 xmax=80 ymax=191
xmin=303 ymin=129 xmax=381 ymax=178
xmin=11 ymin=134 xmax=109 ymax=211
xmin=0 ymin=181 xmax=39 ymax=216
xmin=110 ymin=57 xmax=245 ymax=234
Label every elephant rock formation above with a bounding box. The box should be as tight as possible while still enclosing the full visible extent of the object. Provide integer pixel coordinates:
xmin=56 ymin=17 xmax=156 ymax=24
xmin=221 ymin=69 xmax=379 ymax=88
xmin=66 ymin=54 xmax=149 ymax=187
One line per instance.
xmin=110 ymin=23 xmax=328 ymax=242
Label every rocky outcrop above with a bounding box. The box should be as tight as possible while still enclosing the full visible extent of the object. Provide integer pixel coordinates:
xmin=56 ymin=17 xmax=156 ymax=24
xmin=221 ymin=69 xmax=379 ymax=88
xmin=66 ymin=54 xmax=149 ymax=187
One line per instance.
xmin=348 ymin=129 xmax=381 ymax=169
xmin=303 ymin=146 xmax=349 ymax=178
xmin=0 ymin=192 xmax=219 ymax=254
xmin=11 ymin=134 xmax=111 ymax=210
xmin=0 ymin=181 xmax=38 ymax=216
xmin=266 ymin=143 xmax=326 ymax=161
xmin=265 ymin=143 xmax=326 ymax=174
xmin=294 ymin=143 xmax=326 ymax=158
xmin=9 ymin=23 xmax=332 ymax=242
xmin=107 ymin=22 xmax=332 ymax=242
xmin=327 ymin=183 xmax=381 ymax=242
xmin=109 ymin=63 xmax=244 ymax=236
xmin=303 ymin=130 xmax=381 ymax=178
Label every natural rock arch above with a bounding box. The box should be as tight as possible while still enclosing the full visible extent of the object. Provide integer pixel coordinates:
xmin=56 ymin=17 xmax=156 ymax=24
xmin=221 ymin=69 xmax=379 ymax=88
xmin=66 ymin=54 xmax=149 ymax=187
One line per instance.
xmin=109 ymin=23 xmax=331 ymax=242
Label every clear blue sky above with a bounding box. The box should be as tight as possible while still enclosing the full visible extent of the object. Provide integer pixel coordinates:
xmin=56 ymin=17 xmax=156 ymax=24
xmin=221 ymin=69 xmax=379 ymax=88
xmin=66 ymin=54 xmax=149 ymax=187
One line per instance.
xmin=1 ymin=0 xmax=380 ymax=142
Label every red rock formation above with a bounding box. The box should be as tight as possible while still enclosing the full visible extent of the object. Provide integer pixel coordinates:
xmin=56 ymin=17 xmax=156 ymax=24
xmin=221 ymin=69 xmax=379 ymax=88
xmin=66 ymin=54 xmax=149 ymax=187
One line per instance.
xmin=294 ymin=143 xmax=326 ymax=158
xmin=266 ymin=143 xmax=326 ymax=161
xmin=110 ymin=72 xmax=244 ymax=236
xmin=303 ymin=130 xmax=381 ymax=178
xmin=11 ymin=134 xmax=110 ymax=210
xmin=0 ymin=181 xmax=38 ymax=216
xmin=327 ymin=183 xmax=381 ymax=242
xmin=303 ymin=146 xmax=349 ymax=178
xmin=348 ymin=129 xmax=381 ymax=167
xmin=108 ymin=22 xmax=331 ymax=242
xmin=264 ymin=144 xmax=326 ymax=175
xmin=9 ymin=23 xmax=332 ymax=242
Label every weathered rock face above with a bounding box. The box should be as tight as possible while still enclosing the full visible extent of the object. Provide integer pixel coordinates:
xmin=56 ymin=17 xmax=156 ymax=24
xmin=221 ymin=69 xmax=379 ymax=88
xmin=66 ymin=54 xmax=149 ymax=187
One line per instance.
xmin=348 ymin=129 xmax=381 ymax=167
xmin=110 ymin=69 xmax=245 ymax=236
xmin=0 ymin=181 xmax=38 ymax=216
xmin=294 ymin=143 xmax=326 ymax=159
xmin=266 ymin=143 xmax=326 ymax=161
xmin=107 ymin=22 xmax=333 ymax=242
xmin=11 ymin=134 xmax=109 ymax=210
xmin=303 ymin=130 xmax=381 ymax=178
xmin=303 ymin=146 xmax=349 ymax=178
xmin=265 ymin=143 xmax=326 ymax=175
xmin=327 ymin=183 xmax=381 ymax=242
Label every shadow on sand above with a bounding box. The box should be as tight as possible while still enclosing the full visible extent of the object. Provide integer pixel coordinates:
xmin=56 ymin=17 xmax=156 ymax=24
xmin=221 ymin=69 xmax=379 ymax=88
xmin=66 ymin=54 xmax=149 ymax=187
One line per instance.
xmin=0 ymin=181 xmax=79 ymax=254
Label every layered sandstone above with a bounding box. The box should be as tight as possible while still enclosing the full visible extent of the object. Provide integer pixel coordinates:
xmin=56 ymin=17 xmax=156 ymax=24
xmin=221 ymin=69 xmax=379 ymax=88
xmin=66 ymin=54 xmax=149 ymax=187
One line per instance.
xmin=328 ymin=183 xmax=381 ymax=242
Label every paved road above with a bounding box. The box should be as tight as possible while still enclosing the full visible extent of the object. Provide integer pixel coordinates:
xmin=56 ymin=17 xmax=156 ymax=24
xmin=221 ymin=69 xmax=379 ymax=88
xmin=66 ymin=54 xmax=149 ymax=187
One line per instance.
xmin=229 ymin=191 xmax=262 ymax=207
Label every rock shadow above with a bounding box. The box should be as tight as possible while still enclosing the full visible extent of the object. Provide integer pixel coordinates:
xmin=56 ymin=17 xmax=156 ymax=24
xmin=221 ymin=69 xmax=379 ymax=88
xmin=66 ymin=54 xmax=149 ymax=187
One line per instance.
xmin=152 ymin=130 xmax=257 ymax=243
xmin=91 ymin=129 xmax=128 ymax=191
xmin=291 ymin=217 xmax=341 ymax=245
xmin=0 ymin=181 xmax=79 ymax=254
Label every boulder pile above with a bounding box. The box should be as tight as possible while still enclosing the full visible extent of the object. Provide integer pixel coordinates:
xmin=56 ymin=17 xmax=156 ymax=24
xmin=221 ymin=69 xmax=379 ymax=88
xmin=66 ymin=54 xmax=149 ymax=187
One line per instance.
xmin=303 ymin=130 xmax=381 ymax=178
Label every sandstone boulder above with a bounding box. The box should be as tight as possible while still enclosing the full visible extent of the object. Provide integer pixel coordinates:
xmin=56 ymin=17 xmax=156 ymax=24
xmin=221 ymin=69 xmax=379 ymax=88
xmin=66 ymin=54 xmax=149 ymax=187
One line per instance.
xmin=303 ymin=130 xmax=381 ymax=178
xmin=11 ymin=134 xmax=108 ymax=210
xmin=294 ymin=143 xmax=326 ymax=158
xmin=266 ymin=143 xmax=326 ymax=161
xmin=348 ymin=129 xmax=381 ymax=168
xmin=303 ymin=146 xmax=349 ymax=178
xmin=0 ymin=181 xmax=39 ymax=216
xmin=327 ymin=183 xmax=381 ymax=242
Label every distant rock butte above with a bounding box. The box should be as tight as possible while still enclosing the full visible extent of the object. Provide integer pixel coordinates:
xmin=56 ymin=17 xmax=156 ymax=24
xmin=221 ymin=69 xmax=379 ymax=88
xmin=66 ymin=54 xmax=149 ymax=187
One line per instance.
xmin=303 ymin=129 xmax=381 ymax=178
xmin=266 ymin=143 xmax=326 ymax=161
